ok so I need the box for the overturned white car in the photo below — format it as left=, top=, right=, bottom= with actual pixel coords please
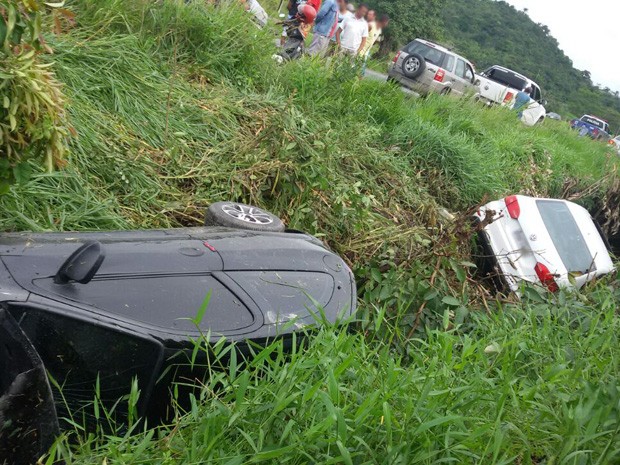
left=474, top=195, right=614, bottom=293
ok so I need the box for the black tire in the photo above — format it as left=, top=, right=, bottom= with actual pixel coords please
left=440, top=86, right=452, bottom=96
left=204, top=202, right=285, bottom=232
left=401, top=53, right=426, bottom=79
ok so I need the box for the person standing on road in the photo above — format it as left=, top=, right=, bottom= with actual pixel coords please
left=307, top=0, right=338, bottom=56
left=514, top=87, right=532, bottom=119
left=327, top=0, right=353, bottom=54
left=363, top=9, right=376, bottom=45
left=336, top=4, right=369, bottom=58
left=359, top=13, right=389, bottom=74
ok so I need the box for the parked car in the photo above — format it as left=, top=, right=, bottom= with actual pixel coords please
left=547, top=112, right=562, bottom=121
left=0, top=202, right=356, bottom=464
left=610, top=135, right=620, bottom=154
left=474, top=195, right=613, bottom=294
left=475, top=65, right=547, bottom=126
left=387, top=39, right=478, bottom=97
left=570, top=115, right=612, bottom=141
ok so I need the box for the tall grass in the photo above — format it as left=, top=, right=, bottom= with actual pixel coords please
left=2, top=1, right=619, bottom=462
left=52, top=286, right=620, bottom=464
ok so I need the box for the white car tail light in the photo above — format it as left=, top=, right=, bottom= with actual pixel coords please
left=534, top=262, right=559, bottom=292
left=504, top=195, right=520, bottom=219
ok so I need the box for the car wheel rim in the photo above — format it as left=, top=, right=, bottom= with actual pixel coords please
left=221, top=204, right=274, bottom=225
left=405, top=58, right=419, bottom=73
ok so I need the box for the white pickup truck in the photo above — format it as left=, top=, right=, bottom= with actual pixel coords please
left=476, top=65, right=547, bottom=126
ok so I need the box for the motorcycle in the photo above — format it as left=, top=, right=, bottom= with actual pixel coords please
left=273, top=4, right=316, bottom=62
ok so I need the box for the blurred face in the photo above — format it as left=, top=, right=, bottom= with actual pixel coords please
left=378, top=18, right=389, bottom=28
left=357, top=6, right=368, bottom=18
left=338, top=0, right=347, bottom=11
left=366, top=10, right=376, bottom=21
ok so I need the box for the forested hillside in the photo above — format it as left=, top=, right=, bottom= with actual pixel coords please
left=373, top=0, right=620, bottom=130
left=441, top=0, right=620, bottom=129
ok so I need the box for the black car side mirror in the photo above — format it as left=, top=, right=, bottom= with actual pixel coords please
left=54, top=241, right=105, bottom=285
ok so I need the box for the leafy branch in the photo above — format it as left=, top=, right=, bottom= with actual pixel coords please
left=0, top=0, right=68, bottom=193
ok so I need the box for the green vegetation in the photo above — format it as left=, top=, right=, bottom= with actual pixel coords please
left=440, top=0, right=620, bottom=130
left=2, top=0, right=619, bottom=462
left=365, top=0, right=444, bottom=56
left=0, top=0, right=68, bottom=191
left=54, top=297, right=620, bottom=464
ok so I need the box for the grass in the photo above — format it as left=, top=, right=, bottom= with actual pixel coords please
left=3, top=0, right=620, bottom=462
left=50, top=289, right=620, bottom=464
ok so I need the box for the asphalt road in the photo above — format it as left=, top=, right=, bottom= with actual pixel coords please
left=364, top=69, right=389, bottom=82
left=363, top=69, right=419, bottom=96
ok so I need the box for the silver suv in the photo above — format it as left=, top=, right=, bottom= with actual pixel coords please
left=387, top=39, right=478, bottom=96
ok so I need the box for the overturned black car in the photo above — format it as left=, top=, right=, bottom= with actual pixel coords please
left=0, top=202, right=356, bottom=464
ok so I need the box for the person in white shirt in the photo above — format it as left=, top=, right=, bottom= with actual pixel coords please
left=335, top=4, right=369, bottom=57
left=331, top=0, right=353, bottom=42
left=327, top=0, right=354, bottom=55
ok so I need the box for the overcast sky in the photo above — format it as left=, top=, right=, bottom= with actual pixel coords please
left=505, top=0, right=620, bottom=92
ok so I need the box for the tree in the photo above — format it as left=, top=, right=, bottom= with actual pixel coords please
left=367, top=0, right=445, bottom=57
left=437, top=0, right=620, bottom=129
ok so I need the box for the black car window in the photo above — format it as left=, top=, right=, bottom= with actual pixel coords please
left=531, top=86, right=541, bottom=101
left=484, top=68, right=528, bottom=90
left=9, top=305, right=162, bottom=423
left=34, top=275, right=255, bottom=333
left=581, top=116, right=605, bottom=129
left=536, top=200, right=595, bottom=273
left=407, top=41, right=446, bottom=66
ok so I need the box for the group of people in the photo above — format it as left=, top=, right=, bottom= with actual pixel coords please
left=284, top=0, right=389, bottom=62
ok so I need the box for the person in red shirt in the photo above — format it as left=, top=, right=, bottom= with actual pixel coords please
left=307, top=0, right=322, bottom=12
left=286, top=0, right=322, bottom=18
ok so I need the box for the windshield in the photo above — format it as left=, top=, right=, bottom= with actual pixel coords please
left=581, top=116, right=605, bottom=129
left=407, top=41, right=446, bottom=66
left=536, top=200, right=595, bottom=273
left=483, top=68, right=527, bottom=90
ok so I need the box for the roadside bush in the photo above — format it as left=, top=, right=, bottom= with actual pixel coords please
left=0, top=0, right=67, bottom=192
